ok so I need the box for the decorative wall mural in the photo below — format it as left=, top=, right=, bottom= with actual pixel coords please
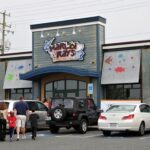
left=101, top=50, right=141, bottom=84
left=3, top=59, right=32, bottom=89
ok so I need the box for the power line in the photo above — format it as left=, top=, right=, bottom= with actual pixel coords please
left=6, top=0, right=150, bottom=25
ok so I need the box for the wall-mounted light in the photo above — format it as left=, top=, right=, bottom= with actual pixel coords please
left=62, top=30, right=66, bottom=36
left=41, top=31, right=44, bottom=38
left=56, top=29, right=60, bottom=36
left=78, top=29, right=82, bottom=33
left=47, top=32, right=50, bottom=37
left=72, top=27, right=76, bottom=35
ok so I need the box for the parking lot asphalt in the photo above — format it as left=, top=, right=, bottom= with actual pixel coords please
left=1, top=127, right=150, bottom=150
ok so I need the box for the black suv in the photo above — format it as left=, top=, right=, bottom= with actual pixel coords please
left=46, top=97, right=100, bottom=134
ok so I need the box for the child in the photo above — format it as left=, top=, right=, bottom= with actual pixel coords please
left=29, top=109, right=39, bottom=140
left=0, top=112, right=6, bottom=141
left=7, top=111, right=16, bottom=142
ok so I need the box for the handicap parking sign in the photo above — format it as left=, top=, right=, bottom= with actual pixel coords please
left=88, top=83, right=93, bottom=94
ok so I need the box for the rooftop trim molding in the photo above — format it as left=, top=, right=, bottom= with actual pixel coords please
left=103, top=40, right=150, bottom=50
left=20, top=66, right=100, bottom=80
left=30, top=16, right=106, bottom=30
left=0, top=51, right=32, bottom=59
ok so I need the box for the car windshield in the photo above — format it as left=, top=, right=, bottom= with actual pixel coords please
left=51, top=99, right=74, bottom=108
left=106, top=104, right=136, bottom=112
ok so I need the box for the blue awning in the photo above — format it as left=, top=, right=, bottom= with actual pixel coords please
left=20, top=66, right=100, bottom=80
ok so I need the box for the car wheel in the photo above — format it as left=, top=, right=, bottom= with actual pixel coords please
left=50, top=125, right=59, bottom=134
left=138, top=122, right=145, bottom=136
left=52, top=107, right=66, bottom=122
left=78, top=119, right=88, bottom=134
left=103, top=131, right=111, bottom=136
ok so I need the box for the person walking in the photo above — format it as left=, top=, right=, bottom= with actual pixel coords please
left=29, top=108, right=39, bottom=140
left=0, top=112, right=6, bottom=141
left=7, top=111, right=16, bottom=142
left=43, top=98, right=51, bottom=108
left=13, top=96, right=29, bottom=141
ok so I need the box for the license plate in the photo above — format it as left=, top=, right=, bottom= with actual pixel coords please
left=46, top=116, right=51, bottom=121
left=109, top=123, right=117, bottom=127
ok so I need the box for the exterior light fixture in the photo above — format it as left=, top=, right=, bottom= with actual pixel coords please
left=78, top=29, right=82, bottom=33
left=47, top=32, right=50, bottom=37
left=72, top=27, right=76, bottom=35
left=62, top=30, right=66, bottom=36
left=41, top=31, right=44, bottom=38
left=56, top=29, right=60, bottom=36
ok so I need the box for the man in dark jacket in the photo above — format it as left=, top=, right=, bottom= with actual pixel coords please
left=29, top=108, right=39, bottom=140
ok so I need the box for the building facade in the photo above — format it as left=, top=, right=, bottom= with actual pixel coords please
left=0, top=52, right=32, bottom=99
left=20, top=16, right=106, bottom=106
left=101, top=40, right=150, bottom=106
left=1, top=16, right=150, bottom=109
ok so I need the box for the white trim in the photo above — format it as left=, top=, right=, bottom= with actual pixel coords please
left=0, top=53, right=32, bottom=59
left=31, top=21, right=105, bottom=32
left=103, top=42, right=150, bottom=50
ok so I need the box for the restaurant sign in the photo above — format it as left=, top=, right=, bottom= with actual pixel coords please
left=43, top=38, right=85, bottom=62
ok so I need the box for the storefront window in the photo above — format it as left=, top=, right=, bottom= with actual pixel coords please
left=79, top=81, right=86, bottom=89
left=54, top=80, right=64, bottom=90
left=104, top=83, right=141, bottom=100
left=66, top=80, right=77, bottom=89
left=10, top=88, right=32, bottom=100
left=45, top=80, right=87, bottom=98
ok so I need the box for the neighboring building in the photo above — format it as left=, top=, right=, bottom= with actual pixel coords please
left=101, top=40, right=150, bottom=107
left=0, top=51, right=32, bottom=100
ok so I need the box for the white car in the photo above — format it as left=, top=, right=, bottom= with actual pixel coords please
left=98, top=103, right=150, bottom=136
left=0, top=100, right=48, bottom=129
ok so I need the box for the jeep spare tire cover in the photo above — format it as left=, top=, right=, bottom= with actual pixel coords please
left=52, top=107, right=66, bottom=121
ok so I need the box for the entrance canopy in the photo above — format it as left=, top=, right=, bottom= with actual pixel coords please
left=20, top=66, right=100, bottom=80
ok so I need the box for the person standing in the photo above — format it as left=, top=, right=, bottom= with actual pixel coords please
left=29, top=108, right=39, bottom=140
left=7, top=111, right=16, bottom=142
left=13, top=96, right=29, bottom=141
left=0, top=112, right=6, bottom=141
left=43, top=98, right=51, bottom=109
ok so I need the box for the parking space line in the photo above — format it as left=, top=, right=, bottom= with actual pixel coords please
left=55, top=134, right=103, bottom=138
left=140, top=136, right=150, bottom=140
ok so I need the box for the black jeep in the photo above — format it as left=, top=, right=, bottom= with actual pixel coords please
left=46, top=97, right=100, bottom=134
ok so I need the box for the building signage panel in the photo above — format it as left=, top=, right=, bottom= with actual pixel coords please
left=43, top=38, right=85, bottom=62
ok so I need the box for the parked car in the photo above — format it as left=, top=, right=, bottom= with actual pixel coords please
left=98, top=103, right=150, bottom=136
left=0, top=100, right=48, bottom=129
left=46, top=97, right=101, bottom=134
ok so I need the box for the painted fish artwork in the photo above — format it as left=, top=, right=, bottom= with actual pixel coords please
left=101, top=50, right=141, bottom=84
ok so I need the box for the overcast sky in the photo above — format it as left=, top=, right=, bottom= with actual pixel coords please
left=0, top=0, right=150, bottom=52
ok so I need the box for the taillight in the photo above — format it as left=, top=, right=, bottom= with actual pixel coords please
left=99, top=115, right=107, bottom=120
left=122, top=114, right=134, bottom=120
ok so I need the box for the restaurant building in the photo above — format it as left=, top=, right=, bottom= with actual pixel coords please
left=20, top=16, right=106, bottom=106
left=1, top=16, right=150, bottom=108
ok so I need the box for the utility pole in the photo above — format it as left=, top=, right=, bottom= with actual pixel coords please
left=0, top=10, right=13, bottom=54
